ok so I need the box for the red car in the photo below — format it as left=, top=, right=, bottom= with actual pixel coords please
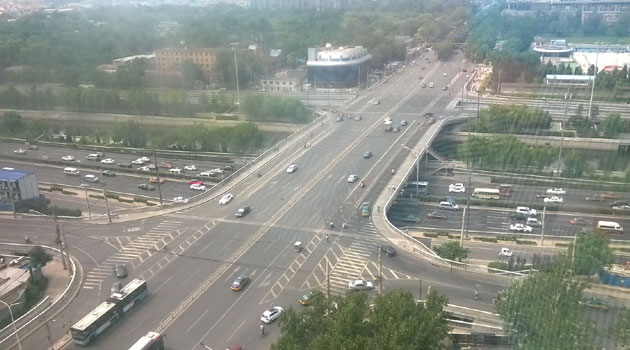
left=159, top=161, right=173, bottom=169
left=428, top=118, right=435, bottom=124
left=601, top=192, right=620, bottom=200
left=149, top=177, right=165, bottom=184
left=189, top=180, right=203, bottom=185
left=570, top=217, right=588, bottom=225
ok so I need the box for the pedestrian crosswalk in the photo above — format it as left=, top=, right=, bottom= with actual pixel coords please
left=301, top=236, right=414, bottom=296
left=83, top=220, right=185, bottom=290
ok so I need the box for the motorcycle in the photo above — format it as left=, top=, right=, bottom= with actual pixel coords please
left=24, top=236, right=31, bottom=244
left=260, top=324, right=265, bottom=335
left=329, top=222, right=334, bottom=229
left=391, top=168, right=396, bottom=175
left=359, top=181, right=365, bottom=188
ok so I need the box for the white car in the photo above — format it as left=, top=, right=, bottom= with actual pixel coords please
left=14, top=149, right=26, bottom=154
left=443, top=72, right=448, bottom=76
left=510, top=223, right=533, bottom=233
left=515, top=206, right=537, bottom=216
left=384, top=117, right=392, bottom=123
left=286, top=164, right=298, bottom=173
left=347, top=174, right=359, bottom=183
left=498, top=247, right=513, bottom=258
left=100, top=158, right=115, bottom=164
left=172, top=196, right=189, bottom=203
left=544, top=196, right=564, bottom=203
left=546, top=188, right=566, bottom=195
left=429, top=82, right=435, bottom=88
left=140, top=156, right=151, bottom=163
left=184, top=165, right=197, bottom=171
left=190, top=183, right=206, bottom=191
left=132, top=158, right=145, bottom=165
left=348, top=279, right=374, bottom=291
left=448, top=183, right=465, bottom=193
left=260, top=306, right=284, bottom=324
left=138, top=166, right=151, bottom=172
left=219, top=193, right=234, bottom=205
left=62, top=155, right=75, bottom=161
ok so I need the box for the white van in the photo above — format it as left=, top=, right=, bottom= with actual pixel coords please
left=84, top=174, right=99, bottom=183
left=168, top=168, right=184, bottom=175
left=86, top=153, right=100, bottom=161
left=64, top=167, right=80, bottom=176
left=515, top=206, right=537, bottom=216
left=597, top=221, right=623, bottom=233
left=439, top=201, right=460, bottom=211
left=198, top=171, right=213, bottom=178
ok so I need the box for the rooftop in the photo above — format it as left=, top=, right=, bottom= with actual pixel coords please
left=0, top=169, right=34, bottom=182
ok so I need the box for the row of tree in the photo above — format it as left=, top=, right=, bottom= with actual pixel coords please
left=0, top=85, right=234, bottom=117
left=471, top=104, right=552, bottom=134
left=242, top=95, right=309, bottom=123
left=0, top=113, right=264, bottom=153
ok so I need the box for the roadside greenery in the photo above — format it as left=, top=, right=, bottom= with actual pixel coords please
left=272, top=289, right=450, bottom=350
left=242, top=95, right=309, bottom=123
left=458, top=134, right=555, bottom=171
left=615, top=308, right=630, bottom=348
left=28, top=246, right=53, bottom=268
left=0, top=112, right=265, bottom=153
left=568, top=230, right=614, bottom=276
left=496, top=261, right=596, bottom=349
left=471, top=104, right=552, bottom=134
left=434, top=241, right=469, bottom=261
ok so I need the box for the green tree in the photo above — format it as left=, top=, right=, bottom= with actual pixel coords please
left=496, top=261, right=595, bottom=349
left=0, top=111, right=25, bottom=135
left=272, top=289, right=450, bottom=350
left=563, top=150, right=588, bottom=177
left=602, top=113, right=623, bottom=138
left=568, top=230, right=613, bottom=276
left=434, top=241, right=469, bottom=261
left=614, top=308, right=630, bottom=347
left=28, top=246, right=53, bottom=267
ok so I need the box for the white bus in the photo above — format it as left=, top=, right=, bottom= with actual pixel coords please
left=128, top=332, right=165, bottom=350
left=472, top=188, right=501, bottom=200
left=71, top=301, right=122, bottom=345
left=597, top=221, right=624, bottom=233
left=109, top=279, right=149, bottom=313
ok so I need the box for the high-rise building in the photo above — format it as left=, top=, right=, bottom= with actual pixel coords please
left=307, top=44, right=372, bottom=89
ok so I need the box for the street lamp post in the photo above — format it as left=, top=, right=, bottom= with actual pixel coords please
left=0, top=300, right=22, bottom=350
left=230, top=42, right=241, bottom=114
left=587, top=42, right=600, bottom=121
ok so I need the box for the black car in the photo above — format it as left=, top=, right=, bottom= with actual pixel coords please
left=510, top=212, right=528, bottom=221
left=235, top=206, right=251, bottom=218
left=424, top=112, right=434, bottom=117
left=223, top=165, right=234, bottom=172
left=611, top=200, right=629, bottom=207
left=138, top=184, right=155, bottom=191
left=113, top=263, right=127, bottom=278
left=118, top=162, right=133, bottom=168
left=427, top=211, right=447, bottom=219
left=231, top=276, right=250, bottom=291
left=102, top=170, right=116, bottom=177
left=380, top=245, right=397, bottom=257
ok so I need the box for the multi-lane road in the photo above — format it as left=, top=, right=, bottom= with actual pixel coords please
left=3, top=50, right=625, bottom=350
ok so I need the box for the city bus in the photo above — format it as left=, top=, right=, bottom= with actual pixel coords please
left=128, top=331, right=165, bottom=350
left=109, top=279, right=149, bottom=313
left=405, top=181, right=429, bottom=193
left=472, top=188, right=501, bottom=200
left=70, top=301, right=122, bottom=345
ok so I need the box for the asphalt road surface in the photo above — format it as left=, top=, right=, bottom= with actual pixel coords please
left=9, top=52, right=525, bottom=350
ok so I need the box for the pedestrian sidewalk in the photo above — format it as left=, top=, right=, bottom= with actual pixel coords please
left=42, top=258, right=71, bottom=302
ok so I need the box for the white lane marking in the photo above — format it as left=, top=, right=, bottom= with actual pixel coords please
left=226, top=318, right=247, bottom=344
left=186, top=309, right=209, bottom=333
left=154, top=275, right=174, bottom=294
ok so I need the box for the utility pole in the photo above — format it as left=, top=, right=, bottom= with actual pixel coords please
left=418, top=279, right=422, bottom=300
left=460, top=207, right=466, bottom=247
left=464, top=112, right=473, bottom=239
left=101, top=183, right=112, bottom=224
left=230, top=42, right=241, bottom=114
left=8, top=182, right=16, bottom=218
left=153, top=149, right=164, bottom=205
left=378, top=248, right=383, bottom=295
left=540, top=206, right=546, bottom=246
left=52, top=208, right=66, bottom=270
left=60, top=223, right=71, bottom=276
left=82, top=183, right=92, bottom=220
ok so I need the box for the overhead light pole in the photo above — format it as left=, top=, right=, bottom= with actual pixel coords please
left=587, top=42, right=600, bottom=121
left=230, top=42, right=241, bottom=114
left=0, top=300, right=22, bottom=350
